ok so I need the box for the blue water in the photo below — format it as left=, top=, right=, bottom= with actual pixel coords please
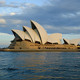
left=0, top=52, right=80, bottom=80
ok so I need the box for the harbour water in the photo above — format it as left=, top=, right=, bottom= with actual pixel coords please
left=0, top=52, right=80, bottom=80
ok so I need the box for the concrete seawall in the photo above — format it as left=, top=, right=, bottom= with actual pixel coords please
left=0, top=49, right=80, bottom=52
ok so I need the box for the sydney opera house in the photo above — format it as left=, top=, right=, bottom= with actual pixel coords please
left=9, top=20, right=80, bottom=49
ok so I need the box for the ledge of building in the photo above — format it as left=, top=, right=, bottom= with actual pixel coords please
left=0, top=49, right=80, bottom=52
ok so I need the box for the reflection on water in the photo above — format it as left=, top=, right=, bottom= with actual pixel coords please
left=0, top=52, right=80, bottom=80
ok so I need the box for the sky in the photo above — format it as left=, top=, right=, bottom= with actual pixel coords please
left=0, top=0, right=80, bottom=47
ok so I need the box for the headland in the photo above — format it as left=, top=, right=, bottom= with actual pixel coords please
left=1, top=20, right=80, bottom=52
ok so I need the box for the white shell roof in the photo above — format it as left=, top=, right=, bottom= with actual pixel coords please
left=48, top=33, right=62, bottom=44
left=70, top=39, right=80, bottom=45
left=12, top=29, right=31, bottom=41
left=63, top=38, right=80, bottom=45
left=63, top=39, right=70, bottom=44
left=31, top=20, right=48, bottom=44
left=23, top=26, right=41, bottom=43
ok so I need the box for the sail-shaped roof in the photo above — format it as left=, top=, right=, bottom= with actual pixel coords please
left=63, top=39, right=70, bottom=44
left=23, top=26, right=41, bottom=43
left=63, top=38, right=80, bottom=45
left=48, top=33, right=62, bottom=44
left=12, top=29, right=31, bottom=41
left=70, top=39, right=80, bottom=45
left=31, top=20, right=48, bottom=44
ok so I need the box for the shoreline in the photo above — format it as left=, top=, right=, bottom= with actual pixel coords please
left=0, top=49, right=80, bottom=52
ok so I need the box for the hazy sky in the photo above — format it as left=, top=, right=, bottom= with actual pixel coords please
left=0, top=0, right=80, bottom=47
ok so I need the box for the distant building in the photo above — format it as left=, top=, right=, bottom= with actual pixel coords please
left=9, top=20, right=78, bottom=49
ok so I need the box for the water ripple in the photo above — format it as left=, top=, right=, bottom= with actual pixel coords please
left=0, top=52, right=80, bottom=80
